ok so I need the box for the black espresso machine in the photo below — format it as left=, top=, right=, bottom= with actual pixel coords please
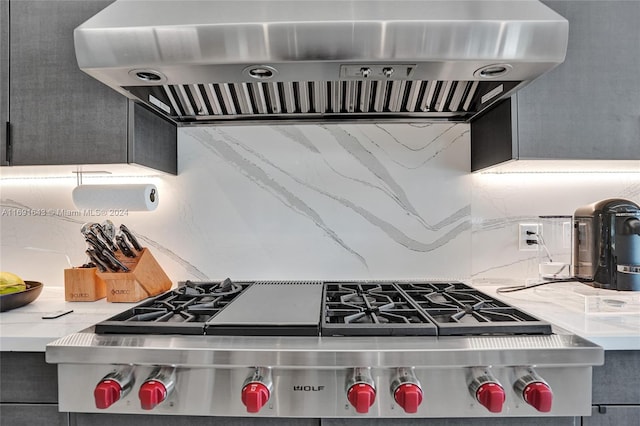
left=574, top=198, right=640, bottom=291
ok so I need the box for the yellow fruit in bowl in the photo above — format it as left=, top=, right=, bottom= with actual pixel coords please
left=0, top=272, right=27, bottom=295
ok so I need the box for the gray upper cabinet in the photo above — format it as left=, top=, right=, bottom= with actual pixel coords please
left=471, top=0, right=640, bottom=171
left=1, top=0, right=8, bottom=166
left=4, top=0, right=176, bottom=174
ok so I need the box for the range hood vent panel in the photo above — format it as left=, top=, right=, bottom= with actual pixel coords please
left=74, top=0, right=568, bottom=125
left=126, top=79, right=515, bottom=124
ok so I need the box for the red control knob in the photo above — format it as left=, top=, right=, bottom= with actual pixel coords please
left=241, top=382, right=270, bottom=413
left=394, top=383, right=423, bottom=414
left=94, top=380, right=122, bottom=409
left=138, top=380, right=168, bottom=410
left=523, top=382, right=553, bottom=412
left=347, top=383, right=376, bottom=414
left=476, top=382, right=505, bottom=413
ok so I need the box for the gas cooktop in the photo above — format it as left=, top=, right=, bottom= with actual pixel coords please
left=48, top=278, right=603, bottom=418
left=95, top=279, right=552, bottom=337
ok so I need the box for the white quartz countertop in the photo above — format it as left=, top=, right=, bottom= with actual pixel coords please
left=472, top=280, right=640, bottom=351
left=0, top=285, right=138, bottom=352
left=1, top=281, right=639, bottom=352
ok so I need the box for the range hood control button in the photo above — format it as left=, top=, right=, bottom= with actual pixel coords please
left=94, top=380, right=122, bottom=409
left=476, top=382, right=505, bottom=413
left=514, top=367, right=553, bottom=412
left=347, top=383, right=376, bottom=414
left=138, top=366, right=175, bottom=410
left=94, top=366, right=134, bottom=409
left=394, top=383, right=423, bottom=413
left=382, top=67, right=394, bottom=78
left=360, top=67, right=372, bottom=78
left=241, top=382, right=270, bottom=413
left=241, top=367, right=273, bottom=413
left=523, top=382, right=553, bottom=412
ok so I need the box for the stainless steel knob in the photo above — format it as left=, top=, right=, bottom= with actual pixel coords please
left=345, top=367, right=376, bottom=414
left=514, top=367, right=553, bottom=412
left=139, top=366, right=176, bottom=410
left=241, top=367, right=273, bottom=413
left=468, top=367, right=505, bottom=413
left=94, top=365, right=135, bottom=409
left=390, top=367, right=423, bottom=413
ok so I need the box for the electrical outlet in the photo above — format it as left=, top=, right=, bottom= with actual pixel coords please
left=519, top=223, right=541, bottom=251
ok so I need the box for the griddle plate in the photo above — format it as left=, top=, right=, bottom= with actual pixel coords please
left=205, top=282, right=324, bottom=336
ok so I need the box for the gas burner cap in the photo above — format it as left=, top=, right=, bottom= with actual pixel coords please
left=340, top=293, right=375, bottom=305
left=179, top=286, right=202, bottom=296
left=210, top=278, right=243, bottom=296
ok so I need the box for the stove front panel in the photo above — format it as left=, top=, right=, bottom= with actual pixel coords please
left=49, top=330, right=604, bottom=418
left=56, top=363, right=594, bottom=417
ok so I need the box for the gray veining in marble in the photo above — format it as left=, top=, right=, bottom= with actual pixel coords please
left=471, top=172, right=640, bottom=283
left=187, top=128, right=368, bottom=267
left=179, top=123, right=470, bottom=279
left=0, top=198, right=208, bottom=281
left=1, top=121, right=636, bottom=287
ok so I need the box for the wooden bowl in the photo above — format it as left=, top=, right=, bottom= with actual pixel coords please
left=0, top=281, right=44, bottom=312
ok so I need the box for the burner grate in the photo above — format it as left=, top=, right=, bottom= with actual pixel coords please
left=95, top=279, right=251, bottom=335
left=321, top=281, right=552, bottom=337
left=321, top=282, right=438, bottom=336
left=96, top=279, right=552, bottom=337
left=396, top=282, right=552, bottom=336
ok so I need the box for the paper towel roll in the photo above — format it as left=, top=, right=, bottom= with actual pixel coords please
left=72, top=184, right=158, bottom=212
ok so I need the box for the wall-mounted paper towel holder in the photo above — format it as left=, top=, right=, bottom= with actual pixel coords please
left=72, top=170, right=159, bottom=212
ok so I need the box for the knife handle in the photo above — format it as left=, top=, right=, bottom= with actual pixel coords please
left=101, top=249, right=130, bottom=272
left=92, top=248, right=120, bottom=272
left=91, top=223, right=118, bottom=252
left=119, top=224, right=143, bottom=251
left=85, top=235, right=109, bottom=254
left=116, top=235, right=136, bottom=258
left=85, top=249, right=108, bottom=273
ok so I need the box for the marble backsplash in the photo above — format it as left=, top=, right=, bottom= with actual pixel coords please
left=0, top=123, right=472, bottom=285
left=1, top=123, right=638, bottom=287
left=472, top=171, right=640, bottom=283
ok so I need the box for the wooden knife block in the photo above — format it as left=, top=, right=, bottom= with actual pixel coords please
left=64, top=267, right=107, bottom=301
left=97, top=248, right=172, bottom=302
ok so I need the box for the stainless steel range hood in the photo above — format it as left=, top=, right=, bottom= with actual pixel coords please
left=74, top=0, right=568, bottom=125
